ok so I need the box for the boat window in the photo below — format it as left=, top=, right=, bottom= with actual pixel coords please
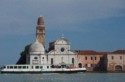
left=2, top=66, right=6, bottom=69
left=31, top=66, right=33, bottom=69
left=14, top=66, right=17, bottom=69
left=40, top=66, right=43, bottom=69
left=35, top=66, right=39, bottom=69
left=18, top=66, right=22, bottom=69
left=23, top=66, right=26, bottom=69
left=10, top=66, right=13, bottom=69
left=7, top=66, right=9, bottom=69
left=47, top=66, right=49, bottom=69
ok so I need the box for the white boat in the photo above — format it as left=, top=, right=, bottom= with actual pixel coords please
left=0, top=64, right=86, bottom=73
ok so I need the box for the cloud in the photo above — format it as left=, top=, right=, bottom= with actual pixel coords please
left=0, top=0, right=125, bottom=35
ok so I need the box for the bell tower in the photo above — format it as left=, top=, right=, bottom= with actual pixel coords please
left=36, top=16, right=45, bottom=47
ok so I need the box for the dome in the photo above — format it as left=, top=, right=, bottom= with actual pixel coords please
left=29, top=41, right=45, bottom=54
left=55, top=36, right=70, bottom=45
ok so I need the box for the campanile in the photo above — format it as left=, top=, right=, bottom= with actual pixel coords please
left=36, top=16, right=45, bottom=47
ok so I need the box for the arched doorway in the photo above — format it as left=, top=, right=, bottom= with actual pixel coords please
left=115, top=65, right=122, bottom=71
left=78, top=63, right=82, bottom=68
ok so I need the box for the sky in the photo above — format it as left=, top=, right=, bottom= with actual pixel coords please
left=0, top=0, right=125, bottom=65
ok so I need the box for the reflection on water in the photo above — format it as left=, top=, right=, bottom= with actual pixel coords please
left=0, top=73, right=125, bottom=82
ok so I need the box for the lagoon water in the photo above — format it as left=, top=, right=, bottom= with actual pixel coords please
left=0, top=73, right=125, bottom=82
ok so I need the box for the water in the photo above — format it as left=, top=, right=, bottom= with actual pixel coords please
left=0, top=73, right=125, bottom=82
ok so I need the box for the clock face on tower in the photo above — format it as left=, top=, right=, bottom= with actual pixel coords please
left=60, top=47, right=65, bottom=52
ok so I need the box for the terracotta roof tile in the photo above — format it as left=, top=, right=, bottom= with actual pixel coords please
left=76, top=50, right=109, bottom=55
left=76, top=50, right=125, bottom=55
left=98, top=52, right=110, bottom=55
left=111, top=50, right=125, bottom=54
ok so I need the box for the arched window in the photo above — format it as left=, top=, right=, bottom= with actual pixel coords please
left=72, top=58, right=74, bottom=65
left=51, top=58, right=53, bottom=65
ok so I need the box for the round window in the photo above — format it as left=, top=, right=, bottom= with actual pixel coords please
left=34, top=57, right=38, bottom=59
left=61, top=48, right=65, bottom=52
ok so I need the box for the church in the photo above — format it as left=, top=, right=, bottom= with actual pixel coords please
left=17, top=16, right=79, bottom=68
left=11, top=16, right=125, bottom=72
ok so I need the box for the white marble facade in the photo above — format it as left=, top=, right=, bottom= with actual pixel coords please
left=25, top=17, right=78, bottom=67
left=47, top=36, right=78, bottom=67
left=26, top=36, right=78, bottom=67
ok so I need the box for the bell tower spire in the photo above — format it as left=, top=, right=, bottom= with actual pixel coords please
left=36, top=16, right=45, bottom=47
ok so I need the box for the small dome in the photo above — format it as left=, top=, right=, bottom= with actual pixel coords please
left=55, top=36, right=70, bottom=45
left=29, top=41, right=45, bottom=54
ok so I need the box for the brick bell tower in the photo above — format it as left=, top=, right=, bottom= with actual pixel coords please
left=36, top=16, right=45, bottom=47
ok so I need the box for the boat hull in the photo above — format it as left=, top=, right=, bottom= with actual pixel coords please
left=1, top=70, right=86, bottom=74
left=0, top=65, right=86, bottom=74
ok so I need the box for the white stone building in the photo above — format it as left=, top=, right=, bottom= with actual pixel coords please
left=26, top=40, right=47, bottom=65
left=47, top=36, right=78, bottom=67
left=21, top=16, right=78, bottom=68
